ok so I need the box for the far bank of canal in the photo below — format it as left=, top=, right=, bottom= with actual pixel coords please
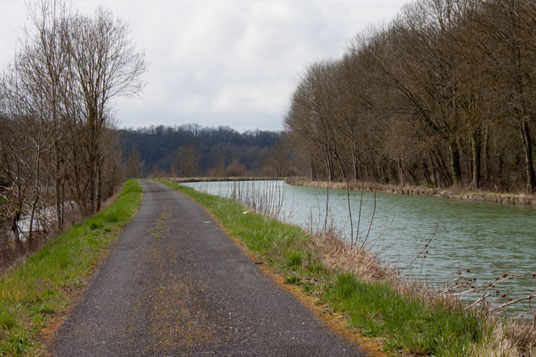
left=182, top=180, right=536, bottom=315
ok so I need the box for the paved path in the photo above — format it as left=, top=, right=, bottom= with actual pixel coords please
left=52, top=180, right=366, bottom=356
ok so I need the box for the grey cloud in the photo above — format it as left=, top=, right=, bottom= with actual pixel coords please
left=0, top=0, right=408, bottom=131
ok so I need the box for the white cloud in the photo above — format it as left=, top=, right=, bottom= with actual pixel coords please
left=212, top=82, right=293, bottom=113
left=0, top=0, right=408, bottom=131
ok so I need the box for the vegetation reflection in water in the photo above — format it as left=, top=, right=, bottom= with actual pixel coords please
left=183, top=180, right=536, bottom=315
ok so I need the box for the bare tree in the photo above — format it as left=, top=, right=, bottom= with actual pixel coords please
left=172, top=144, right=201, bottom=177
left=0, top=0, right=145, bottom=254
left=126, top=147, right=144, bottom=179
left=65, top=7, right=145, bottom=213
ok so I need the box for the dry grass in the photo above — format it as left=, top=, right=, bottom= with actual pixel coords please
left=288, top=177, right=536, bottom=206
left=309, top=230, right=536, bottom=356
left=469, top=320, right=536, bottom=356
left=310, top=232, right=395, bottom=283
left=166, top=176, right=282, bottom=183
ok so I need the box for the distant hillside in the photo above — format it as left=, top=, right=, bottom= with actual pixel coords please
left=120, top=124, right=281, bottom=176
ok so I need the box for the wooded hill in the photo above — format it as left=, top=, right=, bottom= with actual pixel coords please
left=120, top=125, right=282, bottom=177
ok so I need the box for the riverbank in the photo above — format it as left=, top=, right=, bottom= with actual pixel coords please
left=0, top=180, right=142, bottom=355
left=287, top=177, right=536, bottom=206
left=158, top=179, right=535, bottom=356
left=163, top=176, right=283, bottom=183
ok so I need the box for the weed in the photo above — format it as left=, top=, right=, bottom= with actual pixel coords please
left=285, top=276, right=302, bottom=285
left=286, top=251, right=303, bottom=269
left=307, top=263, right=326, bottom=276
left=1, top=327, right=32, bottom=355
left=0, top=309, right=16, bottom=330
left=104, top=213, right=120, bottom=223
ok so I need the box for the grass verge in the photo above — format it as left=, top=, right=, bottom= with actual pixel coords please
left=0, top=179, right=142, bottom=356
left=157, top=179, right=493, bottom=356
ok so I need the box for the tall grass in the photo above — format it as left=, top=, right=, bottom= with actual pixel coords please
left=0, top=179, right=142, bottom=355
left=157, top=179, right=505, bottom=356
left=187, top=180, right=288, bottom=219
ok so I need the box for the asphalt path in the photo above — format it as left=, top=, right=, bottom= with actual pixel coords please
left=52, top=180, right=367, bottom=356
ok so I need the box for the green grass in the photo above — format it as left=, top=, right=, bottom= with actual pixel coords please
left=0, top=179, right=142, bottom=356
left=157, top=179, right=490, bottom=356
left=329, top=274, right=486, bottom=355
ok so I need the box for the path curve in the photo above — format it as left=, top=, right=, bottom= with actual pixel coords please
left=52, top=180, right=366, bottom=356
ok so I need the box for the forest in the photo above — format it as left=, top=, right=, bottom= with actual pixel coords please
left=284, top=0, right=536, bottom=192
left=121, top=125, right=282, bottom=177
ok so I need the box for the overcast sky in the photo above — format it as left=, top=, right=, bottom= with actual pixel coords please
left=0, top=0, right=408, bottom=132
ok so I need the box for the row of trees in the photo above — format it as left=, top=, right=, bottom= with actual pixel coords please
left=285, top=0, right=536, bottom=192
left=121, top=125, right=284, bottom=176
left=0, top=1, right=145, bottom=249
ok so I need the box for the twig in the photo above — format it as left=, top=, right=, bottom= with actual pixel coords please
left=489, top=295, right=536, bottom=313
left=361, top=190, right=376, bottom=248
left=355, top=185, right=364, bottom=247
left=404, top=219, right=439, bottom=271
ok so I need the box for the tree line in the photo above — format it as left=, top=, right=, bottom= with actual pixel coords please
left=0, top=1, right=145, bottom=250
left=285, top=0, right=536, bottom=193
left=121, top=124, right=284, bottom=177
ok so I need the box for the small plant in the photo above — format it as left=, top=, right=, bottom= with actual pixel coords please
left=285, top=276, right=302, bottom=285
left=307, top=263, right=326, bottom=276
left=4, top=329, right=32, bottom=355
left=0, top=309, right=16, bottom=330
left=105, top=214, right=120, bottom=223
left=287, top=251, right=303, bottom=269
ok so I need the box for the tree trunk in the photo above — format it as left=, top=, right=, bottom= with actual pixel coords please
left=520, top=120, right=536, bottom=192
left=428, top=152, right=439, bottom=187
left=322, top=149, right=335, bottom=182
left=448, top=141, right=462, bottom=187
left=88, top=164, right=96, bottom=215
left=308, top=153, right=317, bottom=181
left=397, top=157, right=405, bottom=186
left=96, top=158, right=103, bottom=212
left=352, top=142, right=359, bottom=181
left=482, top=123, right=490, bottom=184
left=55, top=152, right=63, bottom=231
left=471, top=128, right=482, bottom=189
left=423, top=158, right=433, bottom=186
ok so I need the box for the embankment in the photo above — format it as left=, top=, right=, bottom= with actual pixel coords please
left=287, top=177, right=536, bottom=206
left=163, top=176, right=284, bottom=183
left=0, top=179, right=142, bottom=355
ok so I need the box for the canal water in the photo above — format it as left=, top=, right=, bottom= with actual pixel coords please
left=183, top=180, right=536, bottom=316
